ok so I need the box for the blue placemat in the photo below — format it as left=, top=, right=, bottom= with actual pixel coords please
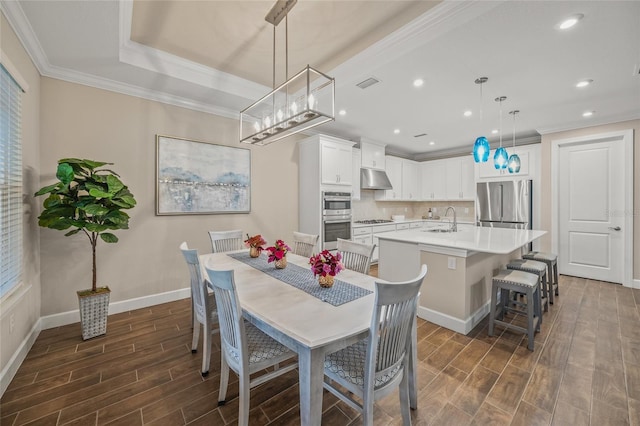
left=228, top=252, right=372, bottom=306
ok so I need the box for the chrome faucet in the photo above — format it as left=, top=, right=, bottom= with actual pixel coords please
left=444, top=206, right=457, bottom=232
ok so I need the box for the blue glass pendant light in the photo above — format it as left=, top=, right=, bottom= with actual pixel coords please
left=472, top=77, right=489, bottom=163
left=473, top=136, right=490, bottom=162
left=507, top=109, right=521, bottom=173
left=493, top=96, right=508, bottom=169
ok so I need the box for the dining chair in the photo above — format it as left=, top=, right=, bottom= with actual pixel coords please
left=292, top=231, right=319, bottom=257
left=208, top=229, right=243, bottom=253
left=323, top=264, right=427, bottom=426
left=337, top=238, right=375, bottom=274
left=204, top=267, right=298, bottom=426
left=179, top=242, right=219, bottom=377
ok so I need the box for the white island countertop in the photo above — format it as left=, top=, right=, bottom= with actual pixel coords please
left=375, top=226, right=546, bottom=256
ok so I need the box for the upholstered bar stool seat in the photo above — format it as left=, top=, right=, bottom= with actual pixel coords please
left=523, top=251, right=559, bottom=303
left=489, top=269, right=541, bottom=351
left=506, top=259, right=549, bottom=315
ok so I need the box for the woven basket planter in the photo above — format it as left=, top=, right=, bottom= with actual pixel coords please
left=77, top=287, right=111, bottom=340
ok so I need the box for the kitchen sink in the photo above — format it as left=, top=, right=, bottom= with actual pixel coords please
left=423, top=228, right=455, bottom=233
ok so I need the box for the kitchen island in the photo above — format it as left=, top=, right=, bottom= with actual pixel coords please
left=376, top=226, right=546, bottom=334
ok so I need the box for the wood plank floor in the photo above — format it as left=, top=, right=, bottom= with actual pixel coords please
left=2, top=273, right=640, bottom=425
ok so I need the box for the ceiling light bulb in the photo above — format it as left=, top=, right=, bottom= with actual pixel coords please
left=394, top=129, right=400, bottom=134
left=338, top=109, right=346, bottom=116
left=576, top=79, right=593, bottom=88
left=413, top=79, right=424, bottom=87
left=558, top=13, right=584, bottom=30
left=582, top=111, right=594, bottom=117
left=429, top=141, right=435, bottom=146
left=464, top=110, right=472, bottom=117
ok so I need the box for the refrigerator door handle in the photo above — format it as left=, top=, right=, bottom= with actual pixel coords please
left=499, top=184, right=503, bottom=221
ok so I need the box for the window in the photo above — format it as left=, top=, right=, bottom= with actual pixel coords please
left=0, top=63, right=23, bottom=298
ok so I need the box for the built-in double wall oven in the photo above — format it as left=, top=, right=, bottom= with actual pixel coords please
left=322, top=191, right=351, bottom=250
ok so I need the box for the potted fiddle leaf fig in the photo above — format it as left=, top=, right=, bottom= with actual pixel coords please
left=35, top=158, right=136, bottom=340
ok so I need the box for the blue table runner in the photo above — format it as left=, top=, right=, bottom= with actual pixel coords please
left=228, top=252, right=372, bottom=307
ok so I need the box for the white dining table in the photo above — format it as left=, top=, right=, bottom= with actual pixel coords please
left=200, top=250, right=418, bottom=426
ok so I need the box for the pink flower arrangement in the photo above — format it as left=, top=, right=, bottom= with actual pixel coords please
left=244, top=234, right=267, bottom=252
left=266, top=239, right=291, bottom=263
left=309, top=250, right=344, bottom=277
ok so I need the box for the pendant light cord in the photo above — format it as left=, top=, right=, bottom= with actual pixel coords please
left=499, top=99, right=502, bottom=148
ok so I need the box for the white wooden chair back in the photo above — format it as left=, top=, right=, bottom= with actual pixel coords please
left=369, top=265, right=427, bottom=388
left=179, top=242, right=210, bottom=326
left=322, top=264, right=427, bottom=426
left=337, top=238, right=375, bottom=274
left=209, top=229, right=243, bottom=253
left=292, top=232, right=319, bottom=257
left=205, top=268, right=248, bottom=372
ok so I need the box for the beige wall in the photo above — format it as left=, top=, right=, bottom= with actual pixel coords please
left=39, top=78, right=303, bottom=315
left=540, top=119, right=640, bottom=280
left=0, top=13, right=42, bottom=380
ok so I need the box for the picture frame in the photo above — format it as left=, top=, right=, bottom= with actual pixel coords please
left=156, top=135, right=251, bottom=215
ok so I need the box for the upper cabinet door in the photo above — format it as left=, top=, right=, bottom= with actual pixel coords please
left=402, top=160, right=419, bottom=200
left=361, top=141, right=386, bottom=170
left=445, top=156, right=476, bottom=200
left=352, top=148, right=361, bottom=200
left=375, top=156, right=402, bottom=200
left=420, top=160, right=446, bottom=200
left=320, top=140, right=352, bottom=186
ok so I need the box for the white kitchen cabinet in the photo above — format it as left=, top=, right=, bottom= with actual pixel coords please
left=445, top=156, right=475, bottom=200
left=420, top=159, right=446, bottom=200
left=299, top=135, right=355, bottom=245
left=476, top=150, right=530, bottom=180
left=321, top=139, right=353, bottom=186
left=402, top=159, right=420, bottom=200
left=352, top=148, right=361, bottom=200
left=375, top=156, right=402, bottom=200
left=360, top=140, right=386, bottom=170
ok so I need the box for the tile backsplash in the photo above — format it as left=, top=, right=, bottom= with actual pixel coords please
left=352, top=190, right=475, bottom=223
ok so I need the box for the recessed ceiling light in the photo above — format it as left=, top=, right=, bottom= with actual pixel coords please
left=394, top=129, right=400, bottom=134
left=429, top=141, right=435, bottom=146
left=576, top=79, right=593, bottom=88
left=582, top=111, right=594, bottom=117
left=338, top=109, right=346, bottom=116
left=558, top=13, right=584, bottom=30
left=491, top=129, right=499, bottom=134
left=413, top=79, right=424, bottom=87
left=464, top=110, right=472, bottom=117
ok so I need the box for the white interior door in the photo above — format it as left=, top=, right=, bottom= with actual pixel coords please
left=557, top=136, right=626, bottom=283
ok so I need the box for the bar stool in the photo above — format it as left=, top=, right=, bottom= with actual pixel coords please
left=489, top=269, right=541, bottom=351
left=506, top=259, right=549, bottom=315
left=522, top=251, right=559, bottom=304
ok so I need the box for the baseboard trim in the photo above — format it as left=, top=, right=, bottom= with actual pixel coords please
left=40, top=287, right=190, bottom=330
left=0, top=318, right=41, bottom=397
left=633, top=279, right=640, bottom=290
left=417, top=302, right=490, bottom=335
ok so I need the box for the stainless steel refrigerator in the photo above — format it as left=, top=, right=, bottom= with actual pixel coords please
left=476, top=179, right=533, bottom=230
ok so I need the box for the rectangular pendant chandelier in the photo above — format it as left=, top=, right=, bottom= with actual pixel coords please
left=240, top=65, right=335, bottom=145
left=239, top=0, right=335, bottom=145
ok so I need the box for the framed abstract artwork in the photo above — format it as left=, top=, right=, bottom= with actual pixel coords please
left=156, top=135, right=251, bottom=215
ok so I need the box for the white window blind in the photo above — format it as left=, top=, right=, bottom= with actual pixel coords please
left=0, top=64, right=23, bottom=298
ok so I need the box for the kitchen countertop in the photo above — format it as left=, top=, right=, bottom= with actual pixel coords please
left=375, top=226, right=546, bottom=255
left=352, top=218, right=475, bottom=228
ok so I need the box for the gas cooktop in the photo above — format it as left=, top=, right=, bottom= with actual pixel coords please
left=354, top=219, right=394, bottom=224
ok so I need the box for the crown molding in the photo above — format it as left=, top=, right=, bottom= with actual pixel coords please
left=118, top=0, right=270, bottom=102
left=329, top=0, right=505, bottom=86
left=0, top=0, right=50, bottom=75
left=535, top=112, right=640, bottom=135
left=43, top=61, right=240, bottom=120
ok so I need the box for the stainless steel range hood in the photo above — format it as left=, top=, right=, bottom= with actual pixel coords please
left=360, top=168, right=392, bottom=190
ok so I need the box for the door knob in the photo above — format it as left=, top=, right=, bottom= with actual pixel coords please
left=608, top=226, right=622, bottom=231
